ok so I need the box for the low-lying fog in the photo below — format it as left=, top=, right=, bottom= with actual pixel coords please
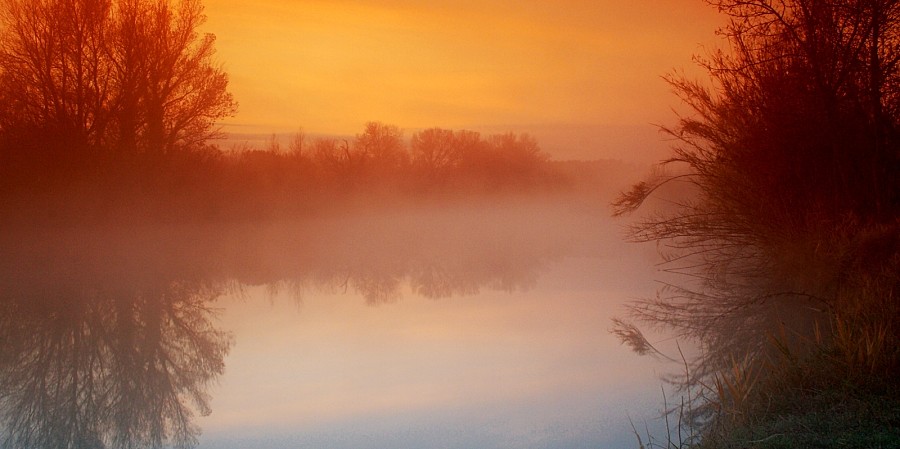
left=0, top=193, right=677, bottom=449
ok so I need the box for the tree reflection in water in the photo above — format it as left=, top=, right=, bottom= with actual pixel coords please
left=0, top=198, right=597, bottom=447
left=0, top=265, right=231, bottom=449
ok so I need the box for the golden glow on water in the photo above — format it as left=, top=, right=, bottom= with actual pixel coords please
left=0, top=190, right=674, bottom=447
left=198, top=253, right=666, bottom=446
left=0, top=0, right=724, bottom=445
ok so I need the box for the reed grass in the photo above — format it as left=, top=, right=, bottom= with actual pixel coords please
left=621, top=221, right=900, bottom=449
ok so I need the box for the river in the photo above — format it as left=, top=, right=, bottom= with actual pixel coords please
left=0, top=194, right=675, bottom=448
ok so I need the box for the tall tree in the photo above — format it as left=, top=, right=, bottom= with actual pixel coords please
left=0, top=0, right=236, bottom=156
left=354, top=121, right=407, bottom=171
left=0, top=0, right=114, bottom=145
left=410, top=128, right=461, bottom=176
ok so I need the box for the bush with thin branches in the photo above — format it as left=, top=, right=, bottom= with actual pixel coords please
left=613, top=0, right=900, bottom=444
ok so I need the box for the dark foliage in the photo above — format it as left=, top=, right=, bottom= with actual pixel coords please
left=613, top=0, right=900, bottom=443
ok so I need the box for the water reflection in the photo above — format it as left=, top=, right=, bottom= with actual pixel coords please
left=302, top=233, right=548, bottom=304
left=0, top=198, right=600, bottom=447
left=0, top=273, right=230, bottom=449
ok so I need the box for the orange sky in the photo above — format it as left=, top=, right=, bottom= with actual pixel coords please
left=201, top=0, right=724, bottom=160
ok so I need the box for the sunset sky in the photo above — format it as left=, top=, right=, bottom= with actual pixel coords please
left=201, top=0, right=724, bottom=161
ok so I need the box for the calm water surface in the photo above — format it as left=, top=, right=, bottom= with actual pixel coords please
left=0, top=196, right=675, bottom=448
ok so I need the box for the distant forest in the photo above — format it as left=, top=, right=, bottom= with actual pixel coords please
left=0, top=0, right=631, bottom=225
left=0, top=116, right=634, bottom=224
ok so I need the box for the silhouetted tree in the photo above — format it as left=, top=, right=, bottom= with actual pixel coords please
left=288, top=129, right=306, bottom=157
left=311, top=136, right=355, bottom=184
left=0, top=0, right=114, bottom=145
left=410, top=128, right=461, bottom=177
left=613, top=0, right=900, bottom=428
left=121, top=0, right=234, bottom=154
left=353, top=121, right=407, bottom=180
left=460, top=132, right=548, bottom=190
left=488, top=132, right=546, bottom=174
left=0, top=0, right=235, bottom=156
left=668, top=0, right=900, bottom=223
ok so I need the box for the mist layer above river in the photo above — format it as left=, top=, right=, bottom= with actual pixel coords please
left=0, top=190, right=673, bottom=449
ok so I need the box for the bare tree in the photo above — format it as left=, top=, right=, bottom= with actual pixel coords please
left=353, top=121, right=407, bottom=176
left=0, top=0, right=115, bottom=145
left=115, top=0, right=235, bottom=154
left=0, top=0, right=236, bottom=155
left=613, top=0, right=900, bottom=430
left=410, top=128, right=461, bottom=177
left=288, top=129, right=306, bottom=157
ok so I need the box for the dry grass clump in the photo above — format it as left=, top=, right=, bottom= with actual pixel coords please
left=620, top=220, right=900, bottom=448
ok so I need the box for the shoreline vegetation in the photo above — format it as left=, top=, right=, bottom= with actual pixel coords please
left=1, top=0, right=898, bottom=448
left=0, top=1, right=643, bottom=447
left=0, top=0, right=637, bottom=228
left=0, top=119, right=638, bottom=226
left=613, top=1, right=900, bottom=448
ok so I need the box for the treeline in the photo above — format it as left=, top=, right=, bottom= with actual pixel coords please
left=0, top=0, right=595, bottom=225
left=0, top=119, right=598, bottom=224
left=221, top=122, right=564, bottom=205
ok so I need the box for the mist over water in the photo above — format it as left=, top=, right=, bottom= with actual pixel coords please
left=0, top=190, right=673, bottom=449
left=3, top=0, right=898, bottom=445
